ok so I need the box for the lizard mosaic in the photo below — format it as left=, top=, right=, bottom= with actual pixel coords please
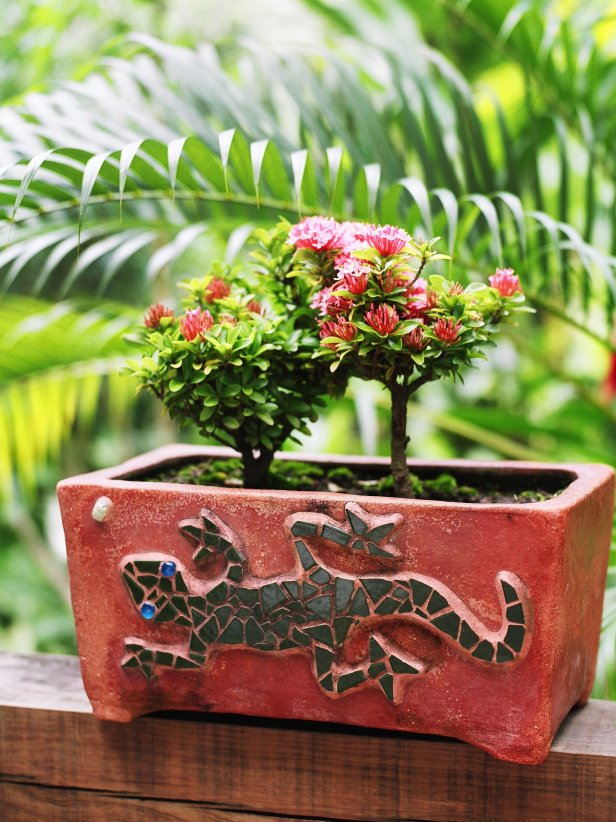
left=121, top=502, right=531, bottom=703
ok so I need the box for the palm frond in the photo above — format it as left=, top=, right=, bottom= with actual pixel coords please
left=0, top=296, right=137, bottom=503
left=2, top=133, right=615, bottom=343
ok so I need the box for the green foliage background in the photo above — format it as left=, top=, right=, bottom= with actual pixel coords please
left=1, top=0, right=616, bottom=697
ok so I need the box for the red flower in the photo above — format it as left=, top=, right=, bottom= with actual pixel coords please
left=403, top=326, right=426, bottom=351
left=404, top=278, right=437, bottom=318
left=288, top=216, right=344, bottom=252
left=311, top=286, right=354, bottom=317
left=246, top=299, right=263, bottom=314
left=319, top=318, right=358, bottom=347
left=365, top=303, right=399, bottom=335
left=365, top=224, right=410, bottom=257
left=342, top=271, right=369, bottom=295
left=144, top=303, right=173, bottom=329
left=489, top=268, right=521, bottom=297
left=449, top=282, right=464, bottom=295
left=434, top=317, right=462, bottom=345
left=379, top=271, right=407, bottom=294
left=219, top=313, right=237, bottom=326
left=180, top=308, right=214, bottom=341
left=205, top=277, right=231, bottom=302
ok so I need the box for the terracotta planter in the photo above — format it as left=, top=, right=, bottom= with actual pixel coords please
left=57, top=445, right=614, bottom=764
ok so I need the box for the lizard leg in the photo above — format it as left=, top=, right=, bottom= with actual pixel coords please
left=121, top=634, right=205, bottom=679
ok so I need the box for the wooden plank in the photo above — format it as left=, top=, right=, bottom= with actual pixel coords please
left=1, top=652, right=615, bottom=822
left=0, top=782, right=305, bottom=822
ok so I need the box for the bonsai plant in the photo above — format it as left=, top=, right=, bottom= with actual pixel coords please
left=57, top=218, right=614, bottom=765
left=129, top=217, right=527, bottom=496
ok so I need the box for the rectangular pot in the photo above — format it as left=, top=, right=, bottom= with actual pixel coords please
left=57, top=445, right=614, bottom=764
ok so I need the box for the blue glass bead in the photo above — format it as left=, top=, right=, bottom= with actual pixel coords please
left=160, top=560, right=177, bottom=578
left=140, top=602, right=156, bottom=620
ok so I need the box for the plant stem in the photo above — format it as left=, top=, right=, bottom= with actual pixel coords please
left=240, top=446, right=274, bottom=489
left=389, top=381, right=413, bottom=498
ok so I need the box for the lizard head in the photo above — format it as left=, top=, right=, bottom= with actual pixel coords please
left=121, top=554, right=190, bottom=624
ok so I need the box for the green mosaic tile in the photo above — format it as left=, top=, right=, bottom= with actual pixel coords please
left=290, top=521, right=319, bottom=537
left=235, top=605, right=252, bottom=618
left=216, top=605, right=233, bottom=627
left=176, top=615, right=192, bottom=627
left=181, top=524, right=203, bottom=541
left=199, top=616, right=219, bottom=643
left=174, top=574, right=189, bottom=594
left=188, top=595, right=207, bottom=611
left=125, top=643, right=144, bottom=652
left=351, top=538, right=365, bottom=551
left=503, top=625, right=525, bottom=653
left=321, top=524, right=352, bottom=546
left=506, top=603, right=525, bottom=624
left=283, top=581, right=300, bottom=598
left=175, top=656, right=201, bottom=669
left=335, top=578, right=354, bottom=613
left=496, top=642, right=515, bottom=663
left=302, top=582, right=318, bottom=599
left=190, top=632, right=206, bottom=653
left=295, top=539, right=317, bottom=570
left=190, top=609, right=206, bottom=628
left=193, top=547, right=212, bottom=562
left=207, top=582, right=228, bottom=604
left=140, top=649, right=153, bottom=662
left=310, top=568, right=331, bottom=584
left=124, top=563, right=135, bottom=575
left=315, top=646, right=335, bottom=676
left=459, top=621, right=479, bottom=650
left=264, top=631, right=278, bottom=645
left=390, top=655, right=418, bottom=675
left=320, top=673, right=334, bottom=691
left=304, top=624, right=334, bottom=647
left=254, top=643, right=276, bottom=651
left=410, top=579, right=432, bottom=606
left=227, top=565, right=243, bottom=582
left=227, top=547, right=244, bottom=564
left=135, top=560, right=164, bottom=573
left=349, top=588, right=370, bottom=617
left=378, top=673, right=395, bottom=702
left=367, top=543, right=393, bottom=557
left=237, top=588, right=259, bottom=606
left=472, top=640, right=494, bottom=662
left=337, top=670, right=365, bottom=692
left=392, top=587, right=409, bottom=600
left=122, top=656, right=139, bottom=668
left=397, top=600, right=413, bottom=614
left=171, top=596, right=190, bottom=616
left=365, top=523, right=395, bottom=542
left=293, top=628, right=311, bottom=646
left=159, top=578, right=173, bottom=593
left=346, top=508, right=368, bottom=535
left=368, top=662, right=387, bottom=678
left=431, top=611, right=461, bottom=639
left=361, top=578, right=393, bottom=603
left=374, top=597, right=400, bottom=616
left=218, top=617, right=244, bottom=644
left=279, top=639, right=299, bottom=650
left=334, top=616, right=354, bottom=644
left=123, top=574, right=145, bottom=605
left=369, top=637, right=385, bottom=661
left=426, top=590, right=449, bottom=614
left=501, top=580, right=518, bottom=603
left=189, top=653, right=206, bottom=665
left=200, top=516, right=219, bottom=533
left=272, top=617, right=292, bottom=637
left=156, top=602, right=178, bottom=622
left=307, top=596, right=332, bottom=620
left=245, top=618, right=266, bottom=646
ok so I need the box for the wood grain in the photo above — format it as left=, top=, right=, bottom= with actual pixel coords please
left=1, top=652, right=615, bottom=822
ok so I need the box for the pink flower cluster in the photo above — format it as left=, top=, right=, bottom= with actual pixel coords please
left=489, top=268, right=521, bottom=297
left=180, top=308, right=214, bottom=341
left=144, top=302, right=174, bottom=329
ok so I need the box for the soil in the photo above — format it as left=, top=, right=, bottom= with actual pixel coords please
left=139, top=457, right=568, bottom=504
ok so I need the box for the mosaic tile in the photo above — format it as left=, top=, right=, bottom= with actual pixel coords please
left=120, top=502, right=531, bottom=704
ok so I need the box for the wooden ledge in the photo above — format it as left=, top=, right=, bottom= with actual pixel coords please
left=1, top=653, right=615, bottom=821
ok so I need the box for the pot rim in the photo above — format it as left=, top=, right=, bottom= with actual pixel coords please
left=57, top=444, right=614, bottom=512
